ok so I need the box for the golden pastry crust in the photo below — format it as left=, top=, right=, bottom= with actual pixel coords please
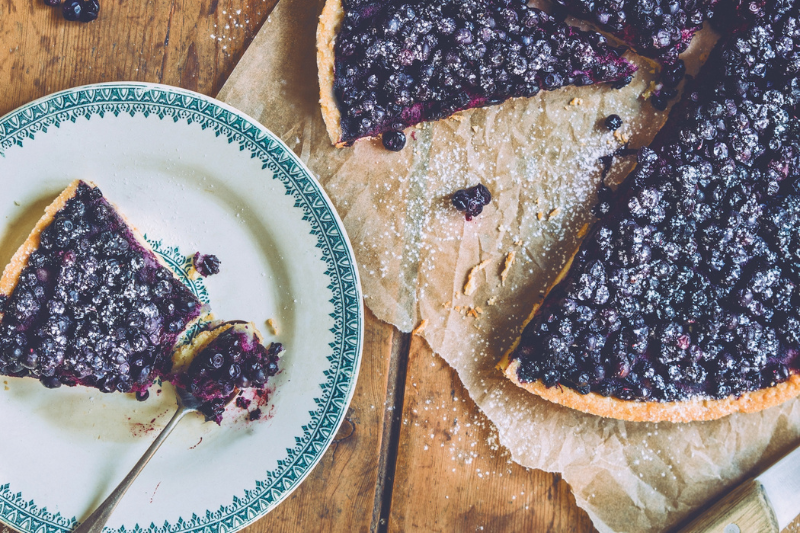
left=317, top=0, right=347, bottom=147
left=503, top=358, right=800, bottom=423
left=499, top=245, right=800, bottom=423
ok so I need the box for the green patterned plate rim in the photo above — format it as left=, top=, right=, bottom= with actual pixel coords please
left=0, top=82, right=364, bottom=533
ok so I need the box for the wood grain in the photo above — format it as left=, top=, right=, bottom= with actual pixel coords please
left=676, top=480, right=779, bottom=533
left=244, top=309, right=399, bottom=533
left=4, top=1, right=798, bottom=532
left=387, top=335, right=597, bottom=533
left=0, top=0, right=278, bottom=117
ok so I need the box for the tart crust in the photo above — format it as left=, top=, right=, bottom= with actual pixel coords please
left=499, top=245, right=800, bottom=423
left=317, top=0, right=347, bottom=147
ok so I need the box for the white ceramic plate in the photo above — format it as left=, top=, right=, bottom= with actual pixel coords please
left=0, top=83, right=363, bottom=533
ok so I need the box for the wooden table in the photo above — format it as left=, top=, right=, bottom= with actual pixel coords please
left=27, top=0, right=800, bottom=532
left=0, top=1, right=594, bottom=531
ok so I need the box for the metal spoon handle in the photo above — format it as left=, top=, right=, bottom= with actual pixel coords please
left=73, top=404, right=191, bottom=533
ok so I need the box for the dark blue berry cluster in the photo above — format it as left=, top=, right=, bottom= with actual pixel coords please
left=452, top=184, right=492, bottom=220
left=0, top=182, right=202, bottom=392
left=179, top=325, right=281, bottom=423
left=512, top=1, right=800, bottom=403
left=334, top=0, right=637, bottom=145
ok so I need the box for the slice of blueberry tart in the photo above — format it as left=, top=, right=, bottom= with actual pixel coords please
left=501, top=2, right=800, bottom=422
left=172, top=321, right=283, bottom=423
left=0, top=180, right=204, bottom=394
left=317, top=0, right=638, bottom=147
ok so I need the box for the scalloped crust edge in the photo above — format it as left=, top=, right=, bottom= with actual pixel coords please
left=497, top=247, right=800, bottom=423
left=317, top=0, right=348, bottom=147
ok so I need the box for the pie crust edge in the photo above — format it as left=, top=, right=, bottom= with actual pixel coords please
left=317, top=0, right=347, bottom=147
left=498, top=246, right=800, bottom=423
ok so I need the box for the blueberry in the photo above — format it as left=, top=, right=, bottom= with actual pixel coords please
left=333, top=1, right=637, bottom=144
left=604, top=114, right=623, bottom=131
left=135, top=390, right=150, bottom=401
left=79, top=0, right=99, bottom=21
left=62, top=0, right=82, bottom=21
left=42, top=376, right=61, bottom=389
left=651, top=93, right=668, bottom=110
left=382, top=131, right=406, bottom=151
left=193, top=253, right=221, bottom=277
left=452, top=184, right=492, bottom=221
left=661, top=60, right=686, bottom=88
left=249, top=408, right=262, bottom=421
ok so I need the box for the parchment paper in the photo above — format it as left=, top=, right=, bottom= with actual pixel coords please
left=218, top=1, right=800, bottom=531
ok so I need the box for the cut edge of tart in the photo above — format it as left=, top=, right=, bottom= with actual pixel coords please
left=317, top=0, right=347, bottom=147
left=316, top=0, right=638, bottom=147
left=497, top=248, right=800, bottom=423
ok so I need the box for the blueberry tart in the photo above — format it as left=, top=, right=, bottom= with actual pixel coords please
left=502, top=3, right=800, bottom=422
left=0, top=180, right=204, bottom=393
left=173, top=321, right=283, bottom=423
left=317, top=0, right=638, bottom=147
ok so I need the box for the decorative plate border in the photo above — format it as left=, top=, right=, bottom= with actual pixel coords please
left=0, top=83, right=364, bottom=533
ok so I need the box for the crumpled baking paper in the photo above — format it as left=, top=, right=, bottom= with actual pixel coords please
left=217, top=1, right=800, bottom=530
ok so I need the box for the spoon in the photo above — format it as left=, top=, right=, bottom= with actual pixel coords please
left=73, top=386, right=205, bottom=533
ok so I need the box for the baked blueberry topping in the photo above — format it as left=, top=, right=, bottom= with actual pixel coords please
left=382, top=130, right=407, bottom=151
left=193, top=253, right=221, bottom=277
left=553, top=0, right=719, bottom=64
left=452, top=184, right=492, bottom=220
left=177, top=324, right=281, bottom=423
left=512, top=3, right=800, bottom=403
left=334, top=0, right=638, bottom=144
left=0, top=182, right=203, bottom=394
left=605, top=114, right=623, bottom=131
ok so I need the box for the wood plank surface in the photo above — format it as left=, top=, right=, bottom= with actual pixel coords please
left=388, top=335, right=596, bottom=533
left=0, top=0, right=277, bottom=117
left=245, top=309, right=400, bottom=533
left=5, top=1, right=800, bottom=532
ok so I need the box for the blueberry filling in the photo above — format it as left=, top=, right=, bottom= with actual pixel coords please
left=512, top=3, right=800, bottom=403
left=452, top=184, right=492, bottom=220
left=0, top=182, right=203, bottom=393
left=553, top=0, right=719, bottom=64
left=178, top=325, right=281, bottom=423
left=334, top=0, right=638, bottom=144
left=193, top=253, right=221, bottom=277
